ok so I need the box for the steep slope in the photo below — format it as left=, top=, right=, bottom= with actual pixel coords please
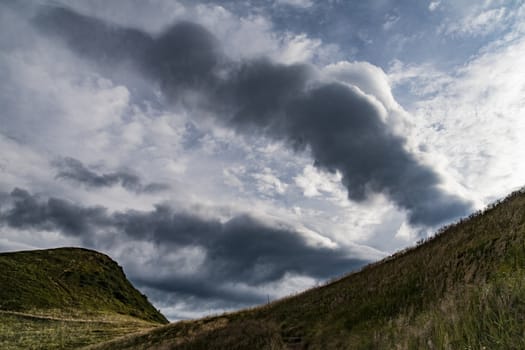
left=0, top=247, right=168, bottom=349
left=89, top=188, right=525, bottom=349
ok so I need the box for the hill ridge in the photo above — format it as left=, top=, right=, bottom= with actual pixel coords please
left=0, top=246, right=167, bottom=324
left=0, top=246, right=169, bottom=349
left=87, top=186, right=525, bottom=349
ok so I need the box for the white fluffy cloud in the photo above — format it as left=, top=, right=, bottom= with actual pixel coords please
left=390, top=21, right=525, bottom=207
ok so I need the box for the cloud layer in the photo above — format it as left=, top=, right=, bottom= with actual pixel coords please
left=0, top=188, right=364, bottom=305
left=53, top=157, right=169, bottom=193
left=35, top=5, right=472, bottom=226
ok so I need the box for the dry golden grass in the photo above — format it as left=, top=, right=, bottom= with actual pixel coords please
left=0, top=311, right=158, bottom=350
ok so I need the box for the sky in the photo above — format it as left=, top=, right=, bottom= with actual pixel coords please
left=1, top=0, right=524, bottom=320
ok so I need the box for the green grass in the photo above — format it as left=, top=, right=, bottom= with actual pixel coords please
left=0, top=247, right=167, bottom=324
left=87, top=188, right=525, bottom=349
left=0, top=247, right=168, bottom=349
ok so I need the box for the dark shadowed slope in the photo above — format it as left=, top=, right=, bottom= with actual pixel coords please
left=89, top=188, right=525, bottom=349
left=0, top=247, right=168, bottom=349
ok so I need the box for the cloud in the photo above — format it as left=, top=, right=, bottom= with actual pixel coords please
left=34, top=6, right=222, bottom=100
left=53, top=157, right=169, bottom=194
left=0, top=188, right=365, bottom=305
left=443, top=7, right=508, bottom=37
left=34, top=5, right=472, bottom=226
left=294, top=164, right=345, bottom=201
left=274, top=0, right=314, bottom=9
left=252, top=167, right=288, bottom=195
left=391, top=22, right=525, bottom=206
left=324, top=61, right=400, bottom=112
left=113, top=207, right=363, bottom=286
left=1, top=188, right=108, bottom=237
left=428, top=1, right=441, bottom=12
left=436, top=2, right=524, bottom=39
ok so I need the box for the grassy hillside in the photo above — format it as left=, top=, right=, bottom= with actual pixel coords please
left=88, top=188, right=525, bottom=350
left=0, top=247, right=168, bottom=349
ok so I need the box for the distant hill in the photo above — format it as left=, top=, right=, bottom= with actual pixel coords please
left=87, top=188, right=525, bottom=349
left=0, top=247, right=168, bottom=349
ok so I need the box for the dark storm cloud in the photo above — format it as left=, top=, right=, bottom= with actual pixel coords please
left=0, top=188, right=365, bottom=303
left=114, top=208, right=363, bottom=286
left=34, top=6, right=472, bottom=226
left=53, top=157, right=169, bottom=194
left=134, top=276, right=265, bottom=304
left=0, top=188, right=108, bottom=236
left=33, top=6, right=151, bottom=65
left=34, top=6, right=222, bottom=98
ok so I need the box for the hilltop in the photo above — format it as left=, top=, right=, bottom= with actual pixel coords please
left=87, top=188, right=525, bottom=349
left=0, top=247, right=168, bottom=349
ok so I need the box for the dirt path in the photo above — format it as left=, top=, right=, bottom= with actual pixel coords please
left=0, top=310, right=152, bottom=325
